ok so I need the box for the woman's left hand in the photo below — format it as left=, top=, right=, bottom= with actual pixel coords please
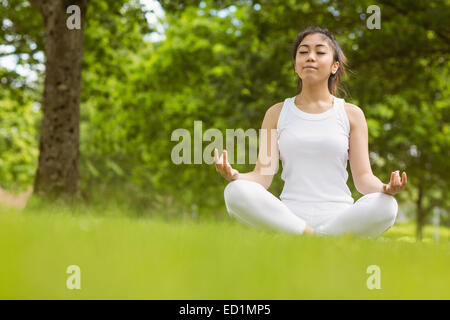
left=383, top=170, right=407, bottom=195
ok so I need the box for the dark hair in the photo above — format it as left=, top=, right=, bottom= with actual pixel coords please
left=291, top=26, right=347, bottom=96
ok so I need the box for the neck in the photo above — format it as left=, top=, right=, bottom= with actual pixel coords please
left=297, top=82, right=332, bottom=105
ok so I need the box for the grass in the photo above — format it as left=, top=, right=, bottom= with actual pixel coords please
left=0, top=202, right=449, bottom=300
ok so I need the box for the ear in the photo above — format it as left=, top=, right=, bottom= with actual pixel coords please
left=332, top=61, right=340, bottom=75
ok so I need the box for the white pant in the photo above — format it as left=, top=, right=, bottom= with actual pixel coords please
left=224, top=179, right=398, bottom=238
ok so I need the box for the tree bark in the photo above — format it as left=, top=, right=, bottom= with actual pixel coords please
left=30, top=0, right=88, bottom=200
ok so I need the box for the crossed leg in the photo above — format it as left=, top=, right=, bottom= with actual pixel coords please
left=315, top=192, right=398, bottom=237
left=224, top=179, right=307, bottom=234
left=224, top=179, right=398, bottom=238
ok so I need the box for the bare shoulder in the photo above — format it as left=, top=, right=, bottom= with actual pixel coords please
left=267, top=101, right=284, bottom=116
left=263, top=101, right=284, bottom=127
left=344, top=102, right=364, bottom=117
left=344, top=102, right=366, bottom=129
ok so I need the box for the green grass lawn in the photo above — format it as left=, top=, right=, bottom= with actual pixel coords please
left=1, top=203, right=449, bottom=299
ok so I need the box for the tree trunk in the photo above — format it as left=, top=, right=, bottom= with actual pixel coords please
left=416, top=184, right=424, bottom=241
left=30, top=0, right=88, bottom=201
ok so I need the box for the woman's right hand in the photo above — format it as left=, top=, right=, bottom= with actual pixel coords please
left=214, top=148, right=240, bottom=181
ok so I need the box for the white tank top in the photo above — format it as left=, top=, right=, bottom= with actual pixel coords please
left=277, top=95, right=354, bottom=205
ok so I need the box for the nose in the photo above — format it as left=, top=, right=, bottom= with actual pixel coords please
left=306, top=53, right=316, bottom=61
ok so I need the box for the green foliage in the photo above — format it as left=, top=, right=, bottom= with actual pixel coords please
left=0, top=0, right=45, bottom=63
left=1, top=0, right=449, bottom=229
left=0, top=1, right=43, bottom=192
left=0, top=71, right=40, bottom=192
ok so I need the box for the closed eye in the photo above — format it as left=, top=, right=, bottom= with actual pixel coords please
left=298, top=52, right=326, bottom=54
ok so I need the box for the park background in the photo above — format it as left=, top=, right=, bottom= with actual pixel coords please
left=0, top=0, right=449, bottom=299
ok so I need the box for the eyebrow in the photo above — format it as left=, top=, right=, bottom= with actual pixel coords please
left=298, top=44, right=327, bottom=49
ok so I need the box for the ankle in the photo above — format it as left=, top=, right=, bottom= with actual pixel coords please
left=304, top=225, right=316, bottom=235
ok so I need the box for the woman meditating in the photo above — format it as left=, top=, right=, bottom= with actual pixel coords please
left=214, top=26, right=407, bottom=237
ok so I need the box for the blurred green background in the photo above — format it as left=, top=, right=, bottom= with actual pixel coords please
left=0, top=1, right=449, bottom=241
left=1, top=0, right=450, bottom=300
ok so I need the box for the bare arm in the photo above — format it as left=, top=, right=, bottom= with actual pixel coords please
left=334, top=103, right=408, bottom=196
left=215, top=102, right=282, bottom=190
left=239, top=104, right=281, bottom=189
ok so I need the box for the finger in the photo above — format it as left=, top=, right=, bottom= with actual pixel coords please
left=223, top=150, right=227, bottom=166
left=216, top=160, right=222, bottom=171
left=218, top=150, right=226, bottom=175
left=214, top=148, right=219, bottom=164
left=217, top=149, right=224, bottom=165
left=392, top=171, right=398, bottom=187
left=390, top=171, right=396, bottom=184
left=394, top=172, right=399, bottom=187
left=214, top=149, right=222, bottom=171
left=395, top=170, right=401, bottom=186
left=226, top=163, right=233, bottom=177
left=402, top=172, right=407, bottom=186
left=398, top=172, right=406, bottom=190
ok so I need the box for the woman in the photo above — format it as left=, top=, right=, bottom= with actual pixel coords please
left=214, top=26, right=407, bottom=237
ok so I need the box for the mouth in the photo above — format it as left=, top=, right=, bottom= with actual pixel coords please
left=303, top=67, right=317, bottom=70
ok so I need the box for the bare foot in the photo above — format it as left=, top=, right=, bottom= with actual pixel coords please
left=304, top=225, right=316, bottom=236
left=0, top=186, right=33, bottom=210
